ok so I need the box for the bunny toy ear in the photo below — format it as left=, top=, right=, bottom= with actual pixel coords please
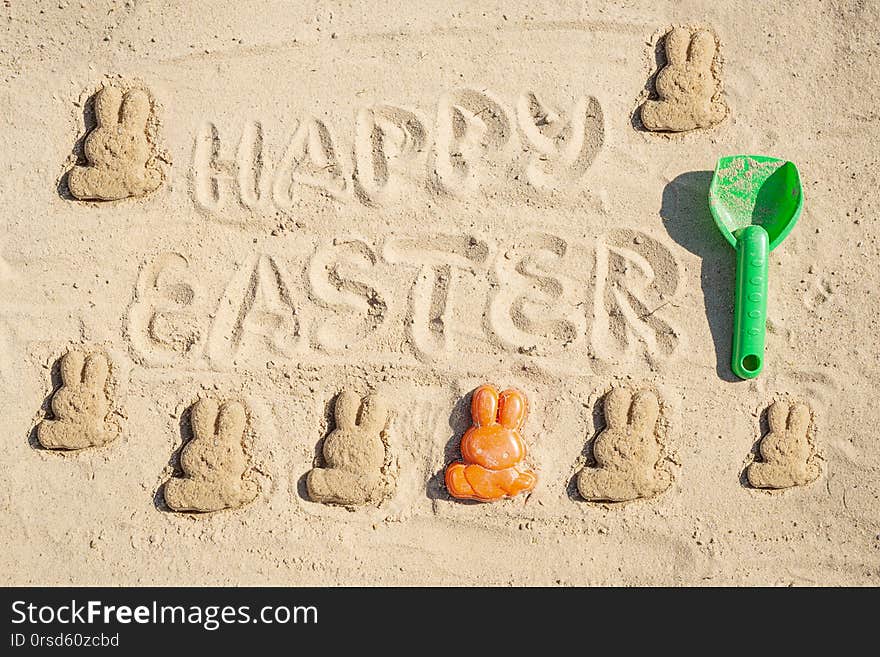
left=498, top=389, right=527, bottom=430
left=93, top=86, right=123, bottom=128
left=470, top=385, right=499, bottom=426
left=663, top=28, right=690, bottom=68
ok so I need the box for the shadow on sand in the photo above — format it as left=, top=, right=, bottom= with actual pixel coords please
left=660, top=170, right=737, bottom=381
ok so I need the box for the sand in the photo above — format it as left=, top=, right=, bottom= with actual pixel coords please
left=1, top=0, right=879, bottom=586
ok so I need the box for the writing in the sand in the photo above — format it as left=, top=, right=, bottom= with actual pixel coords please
left=190, top=89, right=604, bottom=211
left=126, top=229, right=682, bottom=371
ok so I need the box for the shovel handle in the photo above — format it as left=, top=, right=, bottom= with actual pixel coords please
left=732, top=225, right=769, bottom=379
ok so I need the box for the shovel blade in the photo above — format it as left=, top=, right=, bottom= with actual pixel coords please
left=709, top=155, right=803, bottom=251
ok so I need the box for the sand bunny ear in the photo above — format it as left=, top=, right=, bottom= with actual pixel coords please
left=82, top=352, right=109, bottom=390
left=357, top=394, right=388, bottom=434
left=60, top=350, right=86, bottom=386
left=470, top=385, right=499, bottom=426
left=664, top=28, right=691, bottom=68
left=628, top=391, right=660, bottom=434
left=687, top=30, right=716, bottom=69
left=191, top=398, right=221, bottom=441
left=767, top=400, right=790, bottom=433
left=786, top=403, right=811, bottom=437
left=603, top=388, right=633, bottom=431
left=497, top=389, right=527, bottom=430
left=334, top=390, right=361, bottom=430
left=217, top=401, right=246, bottom=440
left=120, top=90, right=151, bottom=131
left=93, top=86, right=123, bottom=127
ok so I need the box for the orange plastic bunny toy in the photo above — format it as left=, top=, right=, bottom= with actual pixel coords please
left=445, top=385, right=537, bottom=501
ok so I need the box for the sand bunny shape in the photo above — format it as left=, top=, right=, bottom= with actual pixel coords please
left=37, top=350, right=116, bottom=450
left=68, top=86, right=162, bottom=200
left=307, top=391, right=389, bottom=505
left=445, top=385, right=537, bottom=502
left=577, top=388, right=671, bottom=502
left=640, top=27, right=726, bottom=132
left=164, top=399, right=258, bottom=513
left=747, top=401, right=820, bottom=489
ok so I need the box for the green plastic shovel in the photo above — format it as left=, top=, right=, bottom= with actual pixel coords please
left=708, top=155, right=803, bottom=379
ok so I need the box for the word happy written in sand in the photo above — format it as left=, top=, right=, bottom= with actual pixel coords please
left=126, top=228, right=681, bottom=372
left=190, top=89, right=604, bottom=210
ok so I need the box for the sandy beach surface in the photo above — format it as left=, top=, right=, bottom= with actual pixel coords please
left=1, top=0, right=878, bottom=586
